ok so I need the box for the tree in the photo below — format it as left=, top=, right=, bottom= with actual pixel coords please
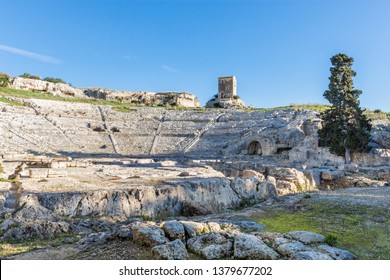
left=318, top=53, right=371, bottom=164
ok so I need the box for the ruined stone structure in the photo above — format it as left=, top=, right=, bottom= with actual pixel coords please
left=0, top=94, right=389, bottom=260
left=218, top=76, right=237, bottom=99
left=206, top=76, right=245, bottom=108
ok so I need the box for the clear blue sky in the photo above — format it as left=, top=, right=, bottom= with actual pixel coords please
left=1, top=0, right=389, bottom=110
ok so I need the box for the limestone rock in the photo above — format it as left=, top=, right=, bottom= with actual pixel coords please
left=254, top=232, right=284, bottom=246
left=372, top=130, right=390, bottom=149
left=290, top=250, right=333, bottom=260
left=340, top=164, right=359, bottom=173
left=0, top=218, right=15, bottom=231
left=77, top=232, right=114, bottom=250
left=152, top=239, right=189, bottom=260
left=242, top=170, right=265, bottom=179
left=162, top=220, right=185, bottom=241
left=286, top=231, right=325, bottom=244
left=13, top=194, right=56, bottom=222
left=180, top=221, right=210, bottom=238
left=276, top=241, right=307, bottom=257
left=131, top=222, right=169, bottom=247
left=219, top=220, right=264, bottom=233
left=275, top=180, right=298, bottom=196
left=233, top=233, right=280, bottom=260
left=187, top=233, right=233, bottom=260
left=317, top=244, right=356, bottom=260
left=10, top=77, right=84, bottom=98
left=207, top=222, right=221, bottom=233
left=3, top=220, right=70, bottom=240
left=182, top=201, right=212, bottom=216
left=115, top=225, right=133, bottom=239
left=230, top=177, right=277, bottom=202
left=268, top=167, right=312, bottom=193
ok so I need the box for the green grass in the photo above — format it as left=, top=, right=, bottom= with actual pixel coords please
left=0, top=233, right=79, bottom=259
left=0, top=87, right=131, bottom=107
left=0, top=178, right=18, bottom=183
left=0, top=96, right=26, bottom=107
left=250, top=199, right=390, bottom=259
left=113, top=106, right=137, bottom=113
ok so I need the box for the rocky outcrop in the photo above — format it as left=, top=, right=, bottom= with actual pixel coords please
left=10, top=77, right=84, bottom=97
left=20, top=177, right=276, bottom=219
left=152, top=239, right=189, bottom=260
left=84, top=88, right=200, bottom=108
left=131, top=222, right=169, bottom=247
left=8, top=77, right=200, bottom=108
left=233, top=233, right=280, bottom=260
left=205, top=98, right=245, bottom=109
left=187, top=233, right=234, bottom=259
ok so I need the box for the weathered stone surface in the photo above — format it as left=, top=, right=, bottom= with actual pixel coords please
left=230, top=177, right=277, bottom=202
left=152, top=239, right=189, bottom=260
left=286, top=231, right=325, bottom=244
left=77, top=232, right=114, bottom=250
left=268, top=167, right=312, bottom=193
left=10, top=77, right=84, bottom=97
left=321, top=171, right=344, bottom=181
left=372, top=130, right=390, bottom=149
left=275, top=180, right=298, bottom=195
left=242, top=170, right=265, bottom=179
left=234, top=233, right=280, bottom=260
left=182, top=201, right=212, bottom=216
left=84, top=88, right=200, bottom=107
left=317, top=244, right=356, bottom=260
left=13, top=194, right=56, bottom=222
left=340, top=164, right=359, bottom=173
left=3, top=220, right=70, bottom=240
left=180, top=221, right=210, bottom=238
left=254, top=232, right=284, bottom=246
left=29, top=168, right=49, bottom=178
left=290, top=250, right=333, bottom=260
left=187, top=233, right=233, bottom=260
left=131, top=222, right=169, bottom=247
left=276, top=241, right=307, bottom=256
left=162, top=220, right=185, bottom=241
left=115, top=225, right=133, bottom=239
left=0, top=219, right=15, bottom=231
left=207, top=222, right=221, bottom=233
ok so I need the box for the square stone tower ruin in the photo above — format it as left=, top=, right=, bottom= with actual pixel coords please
left=218, top=76, right=237, bottom=100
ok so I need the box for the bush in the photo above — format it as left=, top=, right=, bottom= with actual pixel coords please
left=303, top=193, right=311, bottom=199
left=0, top=73, right=10, bottom=87
left=19, top=73, right=41, bottom=80
left=324, top=234, right=338, bottom=246
left=233, top=95, right=240, bottom=100
left=374, top=109, right=382, bottom=113
left=43, top=77, right=67, bottom=84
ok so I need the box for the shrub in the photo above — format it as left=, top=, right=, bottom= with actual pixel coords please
left=43, top=77, right=67, bottom=84
left=233, top=95, right=240, bottom=99
left=0, top=73, right=10, bottom=87
left=324, top=234, right=338, bottom=246
left=303, top=193, right=311, bottom=199
left=19, top=73, right=41, bottom=80
left=374, top=109, right=382, bottom=113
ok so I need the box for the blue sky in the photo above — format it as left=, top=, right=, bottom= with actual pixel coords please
left=1, top=0, right=389, bottom=110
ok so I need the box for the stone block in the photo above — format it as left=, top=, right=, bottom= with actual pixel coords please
left=29, top=169, right=49, bottom=178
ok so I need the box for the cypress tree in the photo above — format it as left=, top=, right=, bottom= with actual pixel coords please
left=318, top=53, right=371, bottom=164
